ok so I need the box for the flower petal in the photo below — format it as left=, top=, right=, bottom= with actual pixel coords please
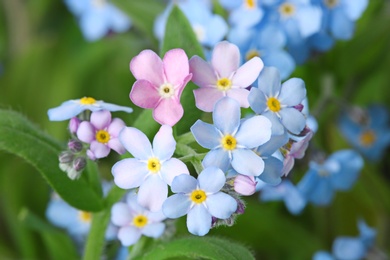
left=213, top=97, right=240, bottom=135
left=138, top=175, right=168, bottom=212
left=47, top=101, right=83, bottom=121
left=248, top=87, right=268, bottom=114
left=119, top=127, right=152, bottom=160
left=162, top=193, right=192, bottom=218
left=163, top=49, right=190, bottom=86
left=235, top=115, right=272, bottom=148
left=189, top=56, right=218, bottom=89
left=279, top=108, right=306, bottom=135
left=202, top=149, right=230, bottom=172
left=160, top=158, right=189, bottom=185
left=232, top=57, right=263, bottom=88
left=226, top=88, right=250, bottom=108
left=278, top=78, right=306, bottom=106
left=118, top=226, right=141, bottom=246
left=77, top=122, right=95, bottom=143
left=198, top=167, right=225, bottom=193
left=206, top=192, right=237, bottom=219
left=130, top=50, right=164, bottom=86
left=257, top=66, right=281, bottom=97
left=187, top=205, right=212, bottom=236
left=112, top=158, right=148, bottom=189
left=171, top=174, right=198, bottom=193
left=191, top=120, right=221, bottom=149
left=152, top=125, right=175, bottom=161
left=153, top=98, right=184, bottom=126
left=108, top=138, right=125, bottom=154
left=231, top=149, right=264, bottom=176
left=111, top=202, right=132, bottom=226
left=90, top=110, right=111, bottom=130
left=130, top=80, right=160, bottom=109
left=142, top=222, right=165, bottom=238
left=211, top=41, right=240, bottom=78
left=89, top=141, right=110, bottom=159
left=193, top=87, right=225, bottom=112
left=108, top=118, right=126, bottom=137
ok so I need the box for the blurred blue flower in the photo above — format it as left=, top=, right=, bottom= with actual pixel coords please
left=64, top=0, right=131, bottom=41
left=338, top=105, right=390, bottom=161
left=48, top=97, right=133, bottom=121
left=313, top=220, right=376, bottom=260
left=223, top=0, right=264, bottom=28
left=154, top=0, right=227, bottom=48
left=191, top=97, right=272, bottom=176
left=260, top=179, right=307, bottom=215
left=162, top=167, right=237, bottom=236
left=297, top=150, right=363, bottom=206
left=248, top=66, right=307, bottom=135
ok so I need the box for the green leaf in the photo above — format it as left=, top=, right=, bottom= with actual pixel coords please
left=134, top=236, right=255, bottom=260
left=161, top=5, right=205, bottom=135
left=0, top=109, right=104, bottom=212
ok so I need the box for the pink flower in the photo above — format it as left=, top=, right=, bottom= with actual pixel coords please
left=189, top=41, right=264, bottom=112
left=234, top=174, right=257, bottom=196
left=76, top=110, right=126, bottom=160
left=129, top=49, right=192, bottom=126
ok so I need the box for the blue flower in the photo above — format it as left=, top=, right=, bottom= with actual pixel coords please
left=260, top=179, right=307, bottom=215
left=338, top=105, right=390, bottom=161
left=248, top=66, right=307, bottom=135
left=64, top=0, right=131, bottom=41
left=162, top=167, right=237, bottom=236
left=47, top=97, right=133, bottom=121
left=191, top=97, right=272, bottom=176
left=297, top=150, right=363, bottom=206
left=225, top=0, right=264, bottom=29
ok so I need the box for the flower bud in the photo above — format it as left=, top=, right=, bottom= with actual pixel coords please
left=73, top=157, right=87, bottom=172
left=68, top=139, right=83, bottom=153
left=59, top=151, right=74, bottom=164
left=234, top=175, right=257, bottom=196
left=69, top=117, right=81, bottom=134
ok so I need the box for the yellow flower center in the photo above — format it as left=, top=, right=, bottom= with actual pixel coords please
left=79, top=97, right=96, bottom=105
left=96, top=130, right=110, bottom=143
left=147, top=157, right=161, bottom=173
left=133, top=214, right=148, bottom=228
left=216, top=78, right=232, bottom=91
left=78, top=211, right=92, bottom=223
left=246, top=49, right=261, bottom=61
left=267, top=97, right=281, bottom=112
left=159, top=83, right=175, bottom=98
left=190, top=190, right=207, bottom=204
left=360, top=130, right=376, bottom=147
left=279, top=3, right=295, bottom=17
left=245, top=0, right=256, bottom=9
left=221, top=135, right=237, bottom=150
left=324, top=0, right=339, bottom=8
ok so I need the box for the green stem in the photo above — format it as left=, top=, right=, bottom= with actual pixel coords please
left=178, top=153, right=206, bottom=162
left=86, top=160, right=103, bottom=197
left=127, top=236, right=148, bottom=260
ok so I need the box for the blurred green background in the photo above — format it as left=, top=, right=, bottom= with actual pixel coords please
left=1, top=0, right=390, bottom=259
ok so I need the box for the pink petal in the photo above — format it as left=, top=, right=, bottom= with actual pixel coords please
left=211, top=41, right=240, bottom=78
left=153, top=98, right=183, bottom=126
left=91, top=110, right=111, bottom=130
left=108, top=138, right=125, bottom=154
left=189, top=56, right=217, bottom=88
left=130, top=50, right=164, bottom=86
left=163, top=49, right=190, bottom=86
left=138, top=175, right=168, bottom=212
left=130, top=80, right=161, bottom=109
left=193, top=87, right=224, bottom=112
left=232, top=56, right=263, bottom=88
left=108, top=118, right=126, bottom=137
left=77, top=122, right=95, bottom=143
left=175, top=73, right=192, bottom=98
left=90, top=141, right=110, bottom=159
left=226, top=88, right=250, bottom=108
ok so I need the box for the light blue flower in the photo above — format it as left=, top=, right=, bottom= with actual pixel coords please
left=226, top=0, right=264, bottom=29
left=260, top=179, right=307, bottom=215
left=248, top=66, right=307, bottom=135
left=191, top=97, right=272, bottom=176
left=297, top=150, right=363, bottom=206
left=228, top=24, right=295, bottom=79
left=162, top=167, right=237, bottom=236
left=154, top=0, right=227, bottom=48
left=338, top=105, right=390, bottom=161
left=111, top=192, right=166, bottom=246
left=47, top=97, right=133, bottom=121
left=64, top=0, right=132, bottom=41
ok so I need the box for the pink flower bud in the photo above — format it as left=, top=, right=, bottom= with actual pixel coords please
left=69, top=117, right=81, bottom=134
left=234, top=175, right=257, bottom=196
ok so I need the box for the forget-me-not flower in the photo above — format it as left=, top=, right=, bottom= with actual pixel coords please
left=191, top=97, right=272, bottom=176
left=112, top=125, right=189, bottom=212
left=248, top=66, right=307, bottom=135
left=162, top=167, right=237, bottom=236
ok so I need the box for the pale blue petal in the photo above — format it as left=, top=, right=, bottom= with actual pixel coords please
left=152, top=125, right=175, bottom=161
left=47, top=101, right=84, bottom=121
left=231, top=149, right=264, bottom=176
left=96, top=102, right=133, bottom=113
left=187, top=205, right=212, bottom=236
left=309, top=31, right=335, bottom=52
left=142, top=222, right=165, bottom=238
left=260, top=183, right=285, bottom=201
left=79, top=10, right=109, bottom=41
left=279, top=108, right=306, bottom=135
left=236, top=115, right=272, bottom=148
left=160, top=158, right=189, bottom=186
left=313, top=251, right=335, bottom=260
left=343, top=0, right=368, bottom=20
left=257, top=24, right=286, bottom=49
left=111, top=202, right=132, bottom=226
left=191, top=120, right=221, bottom=149
left=248, top=87, right=268, bottom=114
left=204, top=15, right=228, bottom=47
left=112, top=158, right=148, bottom=189
left=262, top=50, right=295, bottom=80
left=171, top=174, right=197, bottom=193
left=219, top=0, right=241, bottom=10
left=118, top=226, right=141, bottom=246
left=107, top=5, right=131, bottom=32
left=297, top=168, right=320, bottom=198
left=358, top=220, right=376, bottom=247
left=198, top=167, right=225, bottom=193
left=309, top=178, right=334, bottom=206
left=330, top=9, right=354, bottom=40
left=206, top=192, right=237, bottom=219
left=256, top=131, right=289, bottom=156
left=332, top=237, right=366, bottom=260
left=279, top=78, right=306, bottom=106
left=46, top=198, right=77, bottom=229
left=258, top=156, right=283, bottom=185
left=329, top=150, right=363, bottom=191
left=263, top=111, right=284, bottom=135
left=283, top=181, right=307, bottom=215
left=256, top=67, right=281, bottom=97
left=202, top=149, right=231, bottom=172
left=138, top=175, right=168, bottom=212
left=119, top=127, right=152, bottom=160
left=64, top=0, right=89, bottom=16
left=213, top=97, right=241, bottom=135
left=162, top=194, right=192, bottom=218
left=296, top=5, right=322, bottom=37
left=229, top=7, right=263, bottom=28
